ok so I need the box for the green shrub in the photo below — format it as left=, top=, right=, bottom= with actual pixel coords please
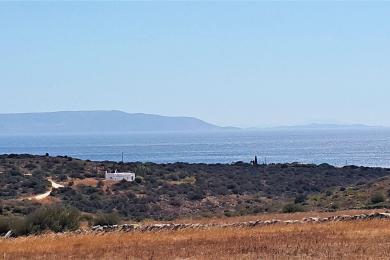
left=135, top=176, right=143, bottom=184
left=294, top=194, right=307, bottom=203
left=9, top=217, right=29, bottom=237
left=325, top=190, right=333, bottom=197
left=24, top=205, right=80, bottom=234
left=93, top=213, right=120, bottom=226
left=371, top=192, right=385, bottom=204
left=223, top=210, right=236, bottom=217
left=330, top=203, right=339, bottom=211
left=282, top=203, right=305, bottom=213
left=0, top=216, right=12, bottom=234
left=135, top=165, right=151, bottom=175
left=0, top=216, right=29, bottom=237
left=79, top=214, right=94, bottom=225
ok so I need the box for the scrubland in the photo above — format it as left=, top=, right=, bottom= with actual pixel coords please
left=2, top=218, right=390, bottom=259
left=2, top=155, right=390, bottom=259
left=3, top=154, right=390, bottom=221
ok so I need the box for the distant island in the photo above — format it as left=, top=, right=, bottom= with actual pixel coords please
left=0, top=110, right=383, bottom=135
left=0, top=110, right=237, bottom=135
left=247, top=123, right=382, bottom=131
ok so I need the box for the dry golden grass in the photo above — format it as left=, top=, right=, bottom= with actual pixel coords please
left=2, top=219, right=390, bottom=259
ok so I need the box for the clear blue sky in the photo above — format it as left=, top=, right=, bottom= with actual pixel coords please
left=1, top=2, right=389, bottom=127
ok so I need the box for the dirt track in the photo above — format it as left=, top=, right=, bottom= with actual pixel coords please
left=28, top=179, right=64, bottom=200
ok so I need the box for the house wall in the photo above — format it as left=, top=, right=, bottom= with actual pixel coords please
left=105, top=172, right=135, bottom=181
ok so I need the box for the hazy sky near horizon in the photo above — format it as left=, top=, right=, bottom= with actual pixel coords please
left=1, top=2, right=390, bottom=127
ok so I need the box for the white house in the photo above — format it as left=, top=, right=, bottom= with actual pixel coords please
left=105, top=170, right=136, bottom=181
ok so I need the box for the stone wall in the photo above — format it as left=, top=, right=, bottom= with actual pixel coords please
left=86, top=212, right=390, bottom=234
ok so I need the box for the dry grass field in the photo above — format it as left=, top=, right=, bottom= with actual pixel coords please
left=2, top=217, right=390, bottom=259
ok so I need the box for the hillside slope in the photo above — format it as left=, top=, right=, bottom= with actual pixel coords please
left=2, top=155, right=390, bottom=220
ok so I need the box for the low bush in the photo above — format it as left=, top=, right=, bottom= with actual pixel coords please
left=93, top=213, right=120, bottom=226
left=0, top=216, right=12, bottom=234
left=23, top=205, right=80, bottom=235
left=325, top=190, right=333, bottom=197
left=282, top=203, right=305, bottom=213
left=371, top=192, right=385, bottom=204
left=135, top=176, right=143, bottom=184
left=79, top=214, right=94, bottom=225
left=0, top=216, right=27, bottom=236
left=0, top=206, right=80, bottom=236
left=294, top=194, right=307, bottom=203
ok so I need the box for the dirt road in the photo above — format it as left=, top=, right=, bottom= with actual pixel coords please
left=29, top=179, right=64, bottom=200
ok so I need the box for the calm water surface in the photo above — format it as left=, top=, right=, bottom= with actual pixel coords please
left=1, top=129, right=390, bottom=167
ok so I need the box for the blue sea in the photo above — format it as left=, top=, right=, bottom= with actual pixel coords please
left=1, top=129, right=390, bottom=167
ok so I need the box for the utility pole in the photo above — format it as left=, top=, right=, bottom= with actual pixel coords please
left=121, top=152, right=124, bottom=163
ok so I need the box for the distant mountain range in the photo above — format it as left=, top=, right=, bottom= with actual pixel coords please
left=0, top=111, right=236, bottom=135
left=0, top=111, right=383, bottom=135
